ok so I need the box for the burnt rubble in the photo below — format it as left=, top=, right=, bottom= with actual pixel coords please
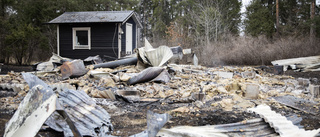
left=1, top=47, right=320, bottom=136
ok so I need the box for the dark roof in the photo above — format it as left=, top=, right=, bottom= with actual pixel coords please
left=48, top=11, right=142, bottom=28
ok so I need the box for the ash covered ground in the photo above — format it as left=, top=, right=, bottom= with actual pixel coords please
left=1, top=64, right=320, bottom=136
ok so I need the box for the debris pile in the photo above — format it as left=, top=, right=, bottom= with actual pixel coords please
left=271, top=55, right=320, bottom=72
left=1, top=44, right=320, bottom=136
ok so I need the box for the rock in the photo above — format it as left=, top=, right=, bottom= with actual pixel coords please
left=217, top=86, right=228, bottom=94
left=80, top=86, right=91, bottom=94
left=120, top=73, right=131, bottom=82
left=99, top=77, right=115, bottom=87
left=193, top=101, right=204, bottom=108
left=231, top=81, right=240, bottom=90
left=219, top=99, right=233, bottom=111
left=170, top=106, right=190, bottom=113
left=213, top=71, right=233, bottom=79
left=292, top=90, right=303, bottom=95
left=267, top=90, right=279, bottom=97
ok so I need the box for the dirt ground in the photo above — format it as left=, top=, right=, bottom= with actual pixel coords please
left=1, top=65, right=320, bottom=136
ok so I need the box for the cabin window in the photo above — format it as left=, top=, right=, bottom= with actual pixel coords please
left=72, top=27, right=91, bottom=49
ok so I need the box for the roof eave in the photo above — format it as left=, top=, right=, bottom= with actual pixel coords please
left=121, top=11, right=143, bottom=28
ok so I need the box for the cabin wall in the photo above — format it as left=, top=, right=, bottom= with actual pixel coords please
left=59, top=23, right=119, bottom=61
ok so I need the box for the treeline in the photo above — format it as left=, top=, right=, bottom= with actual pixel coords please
left=245, top=0, right=320, bottom=38
left=0, top=0, right=319, bottom=65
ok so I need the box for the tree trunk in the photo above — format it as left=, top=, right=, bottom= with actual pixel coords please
left=276, top=0, right=279, bottom=35
left=310, top=0, right=315, bottom=39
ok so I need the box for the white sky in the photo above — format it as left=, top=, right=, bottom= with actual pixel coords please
left=241, top=0, right=252, bottom=14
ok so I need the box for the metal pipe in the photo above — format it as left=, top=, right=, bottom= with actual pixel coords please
left=93, top=57, right=137, bottom=69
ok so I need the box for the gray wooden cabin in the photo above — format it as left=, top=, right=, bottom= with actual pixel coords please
left=48, top=11, right=142, bottom=61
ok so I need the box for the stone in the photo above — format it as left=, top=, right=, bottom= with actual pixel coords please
left=120, top=73, right=131, bottom=82
left=292, top=90, right=303, bottom=95
left=100, top=77, right=116, bottom=87
left=217, top=86, right=228, bottom=94
left=193, top=101, right=204, bottom=108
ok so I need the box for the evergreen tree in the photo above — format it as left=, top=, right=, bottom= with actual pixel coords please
left=244, top=0, right=275, bottom=37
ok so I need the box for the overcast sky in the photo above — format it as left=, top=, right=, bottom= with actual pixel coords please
left=241, top=0, right=251, bottom=14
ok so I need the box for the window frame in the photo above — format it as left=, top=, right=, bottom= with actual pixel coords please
left=72, top=27, right=91, bottom=50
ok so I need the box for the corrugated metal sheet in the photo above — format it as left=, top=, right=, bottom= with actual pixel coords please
left=248, top=104, right=320, bottom=137
left=4, top=73, right=57, bottom=137
left=145, top=46, right=173, bottom=67
left=157, top=108, right=316, bottom=137
left=157, top=118, right=279, bottom=137
left=45, top=88, right=113, bottom=137
left=49, top=11, right=137, bottom=24
left=157, top=116, right=309, bottom=137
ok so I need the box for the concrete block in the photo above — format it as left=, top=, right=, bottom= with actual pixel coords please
left=241, top=71, right=256, bottom=79
left=297, top=78, right=310, bottom=87
left=309, top=84, right=320, bottom=98
left=213, top=72, right=233, bottom=79
left=245, top=83, right=259, bottom=99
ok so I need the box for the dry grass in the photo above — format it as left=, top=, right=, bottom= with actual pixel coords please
left=196, top=36, right=320, bottom=66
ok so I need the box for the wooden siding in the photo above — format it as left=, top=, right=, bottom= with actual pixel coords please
left=59, top=23, right=119, bottom=61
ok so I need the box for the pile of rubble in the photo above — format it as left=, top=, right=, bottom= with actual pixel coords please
left=1, top=43, right=320, bottom=136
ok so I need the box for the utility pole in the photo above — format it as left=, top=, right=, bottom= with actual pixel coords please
left=276, top=0, right=279, bottom=35
left=310, top=0, right=315, bottom=39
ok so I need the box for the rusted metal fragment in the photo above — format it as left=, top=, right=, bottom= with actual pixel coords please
left=60, top=60, right=87, bottom=79
left=45, top=89, right=113, bottom=136
left=248, top=104, right=320, bottom=137
left=35, top=53, right=71, bottom=72
left=4, top=73, right=57, bottom=137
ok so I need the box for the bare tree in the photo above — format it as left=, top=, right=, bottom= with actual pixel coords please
left=189, top=0, right=225, bottom=47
